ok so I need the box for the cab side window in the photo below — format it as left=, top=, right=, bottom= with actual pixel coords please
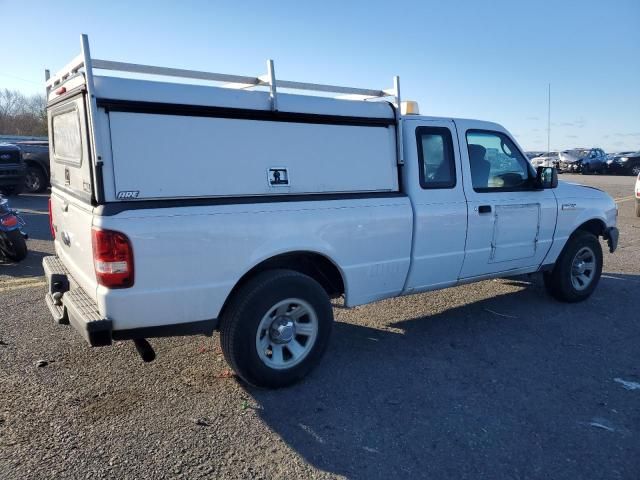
left=466, top=130, right=532, bottom=192
left=416, top=127, right=456, bottom=189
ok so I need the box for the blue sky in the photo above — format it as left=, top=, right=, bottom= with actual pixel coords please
left=1, top=0, right=638, bottom=152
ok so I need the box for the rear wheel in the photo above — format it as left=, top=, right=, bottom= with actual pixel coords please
left=219, top=269, right=333, bottom=388
left=544, top=231, right=602, bottom=302
left=635, top=200, right=640, bottom=218
left=631, top=164, right=640, bottom=176
left=0, top=230, right=28, bottom=262
left=24, top=165, right=47, bottom=193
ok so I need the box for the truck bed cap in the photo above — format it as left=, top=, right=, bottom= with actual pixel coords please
left=93, top=76, right=396, bottom=120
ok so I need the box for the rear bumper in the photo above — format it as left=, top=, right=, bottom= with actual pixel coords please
left=43, top=255, right=216, bottom=346
left=43, top=256, right=112, bottom=346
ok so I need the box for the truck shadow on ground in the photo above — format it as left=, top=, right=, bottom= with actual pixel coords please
left=244, top=275, right=639, bottom=479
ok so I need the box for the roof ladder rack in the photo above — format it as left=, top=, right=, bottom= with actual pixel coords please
left=45, top=35, right=400, bottom=105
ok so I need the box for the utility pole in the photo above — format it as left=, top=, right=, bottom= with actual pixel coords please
left=547, top=83, right=551, bottom=153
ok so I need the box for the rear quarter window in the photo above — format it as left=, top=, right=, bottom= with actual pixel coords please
left=52, top=108, right=82, bottom=165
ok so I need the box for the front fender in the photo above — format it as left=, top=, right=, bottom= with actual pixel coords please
left=542, top=184, right=617, bottom=265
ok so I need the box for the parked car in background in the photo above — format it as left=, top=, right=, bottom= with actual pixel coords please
left=15, top=141, right=50, bottom=193
left=526, top=151, right=546, bottom=160
left=0, top=194, right=28, bottom=261
left=530, top=151, right=560, bottom=169
left=635, top=172, right=640, bottom=217
left=559, top=148, right=607, bottom=174
left=607, top=151, right=640, bottom=176
left=0, top=143, right=26, bottom=195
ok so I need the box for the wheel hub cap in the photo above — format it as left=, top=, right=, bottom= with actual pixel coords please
left=270, top=317, right=295, bottom=343
left=573, top=261, right=586, bottom=275
left=570, top=247, right=596, bottom=291
left=255, top=298, right=319, bottom=370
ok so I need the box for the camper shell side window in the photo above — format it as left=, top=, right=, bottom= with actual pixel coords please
left=51, top=105, right=83, bottom=166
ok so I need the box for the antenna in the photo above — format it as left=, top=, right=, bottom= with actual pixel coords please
left=547, top=83, right=551, bottom=153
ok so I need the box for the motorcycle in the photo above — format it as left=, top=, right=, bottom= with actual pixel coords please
left=0, top=195, right=28, bottom=261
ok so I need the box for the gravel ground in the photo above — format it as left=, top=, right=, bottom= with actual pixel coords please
left=1, top=174, right=639, bottom=479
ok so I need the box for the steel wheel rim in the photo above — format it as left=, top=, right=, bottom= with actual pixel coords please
left=256, top=298, right=318, bottom=370
left=570, top=246, right=596, bottom=291
left=24, top=171, right=40, bottom=192
left=632, top=165, right=640, bottom=176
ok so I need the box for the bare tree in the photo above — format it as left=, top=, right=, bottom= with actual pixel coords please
left=0, top=89, right=47, bottom=137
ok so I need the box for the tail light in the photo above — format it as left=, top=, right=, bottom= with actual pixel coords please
left=0, top=215, right=18, bottom=228
left=48, top=197, right=55, bottom=239
left=91, top=228, right=134, bottom=288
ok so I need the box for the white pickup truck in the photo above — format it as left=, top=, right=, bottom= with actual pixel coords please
left=43, top=35, right=619, bottom=388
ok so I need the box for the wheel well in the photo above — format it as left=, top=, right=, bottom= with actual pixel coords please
left=575, top=219, right=606, bottom=238
left=218, top=251, right=345, bottom=320
left=25, top=160, right=47, bottom=175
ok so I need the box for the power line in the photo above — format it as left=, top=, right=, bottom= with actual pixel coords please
left=0, top=72, right=42, bottom=86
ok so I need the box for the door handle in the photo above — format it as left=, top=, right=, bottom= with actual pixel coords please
left=478, top=205, right=492, bottom=214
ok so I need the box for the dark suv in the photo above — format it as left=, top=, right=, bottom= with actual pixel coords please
left=15, top=141, right=50, bottom=193
left=0, top=143, right=27, bottom=195
left=558, top=148, right=607, bottom=174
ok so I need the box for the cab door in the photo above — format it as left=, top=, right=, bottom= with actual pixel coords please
left=456, top=122, right=557, bottom=278
left=402, top=119, right=468, bottom=293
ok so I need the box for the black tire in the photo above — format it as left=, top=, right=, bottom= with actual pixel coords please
left=581, top=164, right=591, bottom=175
left=543, top=230, right=602, bottom=302
left=635, top=200, right=640, bottom=218
left=631, top=164, right=640, bottom=177
left=219, top=269, right=333, bottom=388
left=0, top=230, right=28, bottom=262
left=24, top=165, right=47, bottom=193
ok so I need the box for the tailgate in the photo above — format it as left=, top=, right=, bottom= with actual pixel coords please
left=47, top=81, right=98, bottom=301
left=50, top=189, right=97, bottom=301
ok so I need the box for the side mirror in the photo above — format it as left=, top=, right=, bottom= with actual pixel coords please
left=535, top=166, right=558, bottom=189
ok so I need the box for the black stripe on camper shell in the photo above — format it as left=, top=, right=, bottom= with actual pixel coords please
left=96, top=98, right=396, bottom=128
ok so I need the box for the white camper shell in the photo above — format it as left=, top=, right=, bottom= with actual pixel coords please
left=43, top=35, right=619, bottom=388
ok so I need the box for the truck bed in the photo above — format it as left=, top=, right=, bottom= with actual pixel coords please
left=93, top=195, right=412, bottom=330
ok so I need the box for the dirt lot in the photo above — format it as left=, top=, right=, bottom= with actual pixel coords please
left=1, top=174, right=639, bottom=479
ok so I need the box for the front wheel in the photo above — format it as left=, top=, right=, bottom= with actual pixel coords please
left=631, top=164, right=640, bottom=177
left=0, top=230, right=28, bottom=261
left=543, top=231, right=602, bottom=302
left=219, top=269, right=333, bottom=388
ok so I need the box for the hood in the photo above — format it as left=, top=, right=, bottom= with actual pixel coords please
left=615, top=152, right=640, bottom=160
left=0, top=143, right=21, bottom=152
left=559, top=150, right=588, bottom=163
left=555, top=180, right=608, bottom=199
